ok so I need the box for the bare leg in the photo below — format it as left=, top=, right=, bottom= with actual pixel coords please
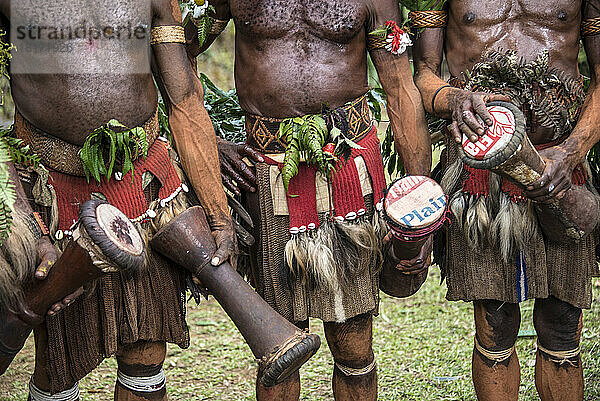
left=533, top=296, right=584, bottom=401
left=256, top=319, right=307, bottom=401
left=29, top=323, right=81, bottom=400
left=472, top=300, right=521, bottom=401
left=114, top=341, right=167, bottom=401
left=324, top=313, right=376, bottom=401
left=256, top=370, right=301, bottom=401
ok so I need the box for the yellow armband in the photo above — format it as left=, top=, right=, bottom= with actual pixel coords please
left=150, top=25, right=186, bottom=45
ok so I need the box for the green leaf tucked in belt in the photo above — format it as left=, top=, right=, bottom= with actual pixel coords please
left=79, top=120, right=148, bottom=184
left=278, top=114, right=363, bottom=194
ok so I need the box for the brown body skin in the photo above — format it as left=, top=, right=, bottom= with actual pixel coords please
left=187, top=0, right=431, bottom=400
left=413, top=1, right=600, bottom=400
left=0, top=0, right=233, bottom=398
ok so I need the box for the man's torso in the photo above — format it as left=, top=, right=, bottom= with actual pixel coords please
left=229, top=0, right=374, bottom=118
left=445, top=0, right=583, bottom=144
left=1, top=1, right=159, bottom=145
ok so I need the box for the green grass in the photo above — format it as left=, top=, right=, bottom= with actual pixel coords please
left=1, top=270, right=599, bottom=400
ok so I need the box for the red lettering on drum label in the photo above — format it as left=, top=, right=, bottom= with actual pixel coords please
left=462, top=106, right=515, bottom=160
left=386, top=176, right=426, bottom=206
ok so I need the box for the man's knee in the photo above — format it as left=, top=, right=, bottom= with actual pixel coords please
left=115, top=342, right=167, bottom=398
left=117, top=341, right=166, bottom=366
left=473, top=300, right=520, bottom=366
left=474, top=300, right=520, bottom=349
left=324, top=313, right=374, bottom=371
left=534, top=297, right=582, bottom=365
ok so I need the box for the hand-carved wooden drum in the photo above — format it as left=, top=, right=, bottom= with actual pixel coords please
left=1, top=199, right=146, bottom=375
left=150, top=206, right=321, bottom=388
left=458, top=101, right=598, bottom=243
left=380, top=176, right=448, bottom=298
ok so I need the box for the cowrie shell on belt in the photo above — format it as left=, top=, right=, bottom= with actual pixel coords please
left=345, top=212, right=357, bottom=220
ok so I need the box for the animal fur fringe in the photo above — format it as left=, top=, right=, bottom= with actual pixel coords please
left=441, top=159, right=539, bottom=261
left=284, top=212, right=384, bottom=294
left=0, top=209, right=38, bottom=313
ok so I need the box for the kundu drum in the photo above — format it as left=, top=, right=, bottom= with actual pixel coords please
left=150, top=206, right=321, bottom=387
left=380, top=175, right=448, bottom=298
left=458, top=101, right=598, bottom=243
left=0, top=199, right=146, bottom=375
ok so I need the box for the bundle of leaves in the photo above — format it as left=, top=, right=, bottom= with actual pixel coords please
left=465, top=50, right=585, bottom=140
left=398, top=0, right=447, bottom=10
left=157, top=98, right=171, bottom=142
left=79, top=120, right=148, bottom=183
left=0, top=129, right=40, bottom=241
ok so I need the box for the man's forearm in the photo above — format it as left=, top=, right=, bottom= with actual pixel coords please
left=371, top=50, right=432, bottom=176
left=169, top=77, right=230, bottom=225
left=387, top=92, right=431, bottom=176
left=414, top=65, right=459, bottom=119
left=412, top=27, right=452, bottom=118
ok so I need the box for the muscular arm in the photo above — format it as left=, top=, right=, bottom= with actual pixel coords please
left=559, top=1, right=600, bottom=165
left=368, top=0, right=431, bottom=176
left=152, top=0, right=234, bottom=264
left=413, top=26, right=449, bottom=116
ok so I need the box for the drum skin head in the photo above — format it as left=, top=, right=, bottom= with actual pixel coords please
left=79, top=199, right=146, bottom=272
left=458, top=101, right=526, bottom=169
left=95, top=203, right=144, bottom=256
left=384, top=176, right=447, bottom=232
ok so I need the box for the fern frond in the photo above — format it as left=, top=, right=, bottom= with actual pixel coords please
left=0, top=138, right=16, bottom=241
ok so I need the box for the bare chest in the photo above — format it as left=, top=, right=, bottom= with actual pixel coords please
left=229, top=0, right=368, bottom=43
left=450, top=0, right=581, bottom=29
